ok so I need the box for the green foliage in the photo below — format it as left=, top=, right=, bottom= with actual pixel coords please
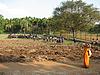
left=0, top=15, right=5, bottom=33
left=89, top=24, right=100, bottom=33
left=0, top=1, right=100, bottom=35
left=53, top=0, right=100, bottom=41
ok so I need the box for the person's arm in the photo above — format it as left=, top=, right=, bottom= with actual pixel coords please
left=88, top=49, right=92, bottom=57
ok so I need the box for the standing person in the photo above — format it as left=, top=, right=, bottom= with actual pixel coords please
left=83, top=43, right=92, bottom=68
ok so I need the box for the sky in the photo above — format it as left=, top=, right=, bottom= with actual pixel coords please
left=0, top=0, right=100, bottom=19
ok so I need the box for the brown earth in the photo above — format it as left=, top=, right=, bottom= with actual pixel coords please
left=0, top=39, right=100, bottom=75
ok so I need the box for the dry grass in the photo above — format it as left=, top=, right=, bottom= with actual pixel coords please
left=62, top=32, right=100, bottom=41
left=0, top=34, right=9, bottom=39
left=76, top=32, right=100, bottom=41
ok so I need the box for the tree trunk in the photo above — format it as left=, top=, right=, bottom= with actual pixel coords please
left=85, top=32, right=86, bottom=41
left=96, top=33, right=98, bottom=40
left=11, top=26, right=14, bottom=34
left=90, top=33, right=92, bottom=41
left=80, top=31, right=81, bottom=40
left=72, top=29, right=76, bottom=43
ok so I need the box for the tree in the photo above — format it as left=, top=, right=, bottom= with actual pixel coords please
left=11, top=18, right=21, bottom=33
left=20, top=18, right=29, bottom=34
left=53, top=0, right=100, bottom=42
left=89, top=24, right=100, bottom=39
left=0, top=15, right=5, bottom=33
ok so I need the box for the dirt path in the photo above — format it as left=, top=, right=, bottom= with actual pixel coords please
left=0, top=61, right=100, bottom=75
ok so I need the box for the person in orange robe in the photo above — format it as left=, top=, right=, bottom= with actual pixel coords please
left=83, top=43, right=92, bottom=68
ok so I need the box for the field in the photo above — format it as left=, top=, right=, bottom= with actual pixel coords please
left=0, top=34, right=100, bottom=75
left=64, top=32, right=100, bottom=41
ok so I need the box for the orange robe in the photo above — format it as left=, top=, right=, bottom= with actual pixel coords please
left=83, top=47, right=90, bottom=68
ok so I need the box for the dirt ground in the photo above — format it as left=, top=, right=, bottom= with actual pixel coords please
left=0, top=39, right=100, bottom=75
left=0, top=61, right=100, bottom=75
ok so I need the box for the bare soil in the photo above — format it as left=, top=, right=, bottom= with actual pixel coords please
left=0, top=39, right=100, bottom=75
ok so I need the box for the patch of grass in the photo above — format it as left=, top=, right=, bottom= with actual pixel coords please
left=0, top=34, right=9, bottom=39
left=63, top=40, right=74, bottom=45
